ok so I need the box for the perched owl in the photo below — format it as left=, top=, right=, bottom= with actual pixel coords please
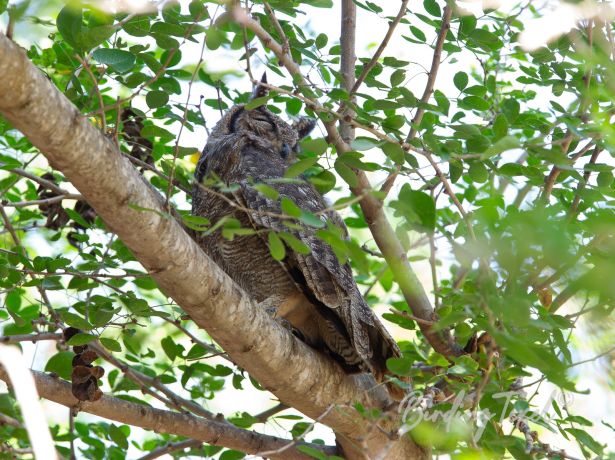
left=192, top=74, right=403, bottom=395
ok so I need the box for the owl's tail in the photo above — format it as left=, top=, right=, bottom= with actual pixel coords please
left=365, top=319, right=409, bottom=401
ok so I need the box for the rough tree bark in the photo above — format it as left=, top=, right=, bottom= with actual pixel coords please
left=0, top=33, right=428, bottom=459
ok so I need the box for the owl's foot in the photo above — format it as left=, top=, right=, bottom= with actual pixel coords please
left=263, top=305, right=293, bottom=332
left=257, top=297, right=293, bottom=331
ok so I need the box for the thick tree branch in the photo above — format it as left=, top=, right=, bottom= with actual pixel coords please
left=0, top=333, right=63, bottom=344
left=233, top=4, right=463, bottom=366
left=0, top=33, right=428, bottom=459
left=340, top=0, right=356, bottom=144
left=0, top=368, right=332, bottom=460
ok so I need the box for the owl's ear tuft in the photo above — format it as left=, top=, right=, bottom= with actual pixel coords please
left=293, top=117, right=317, bottom=139
left=251, top=72, right=269, bottom=100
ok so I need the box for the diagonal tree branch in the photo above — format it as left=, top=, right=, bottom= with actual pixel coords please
left=0, top=33, right=427, bottom=459
left=0, top=368, right=332, bottom=460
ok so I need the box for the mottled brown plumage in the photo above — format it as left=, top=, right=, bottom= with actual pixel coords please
left=192, top=74, right=402, bottom=391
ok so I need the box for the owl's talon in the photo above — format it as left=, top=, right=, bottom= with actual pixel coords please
left=263, top=305, right=293, bottom=332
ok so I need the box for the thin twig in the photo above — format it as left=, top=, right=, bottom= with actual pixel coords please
left=136, top=439, right=202, bottom=460
left=541, top=22, right=594, bottom=202
left=382, top=5, right=452, bottom=196
left=165, top=17, right=210, bottom=209
left=263, top=1, right=289, bottom=55
left=90, top=341, right=217, bottom=420
left=254, top=402, right=288, bottom=423
left=568, top=146, right=601, bottom=218
left=74, top=54, right=106, bottom=133
left=9, top=168, right=66, bottom=195
left=389, top=308, right=435, bottom=326
left=569, top=344, right=615, bottom=368
left=2, top=194, right=83, bottom=208
left=348, top=0, right=410, bottom=96
left=255, top=405, right=334, bottom=458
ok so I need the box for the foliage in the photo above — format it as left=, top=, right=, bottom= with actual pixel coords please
left=0, top=0, right=614, bottom=458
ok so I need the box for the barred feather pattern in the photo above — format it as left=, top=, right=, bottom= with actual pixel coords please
left=192, top=102, right=402, bottom=384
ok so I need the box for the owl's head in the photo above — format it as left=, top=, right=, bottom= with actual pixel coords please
left=212, top=73, right=316, bottom=160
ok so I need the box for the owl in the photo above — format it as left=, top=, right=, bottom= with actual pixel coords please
left=192, top=74, right=403, bottom=396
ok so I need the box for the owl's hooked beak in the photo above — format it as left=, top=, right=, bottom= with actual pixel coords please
left=281, top=143, right=291, bottom=159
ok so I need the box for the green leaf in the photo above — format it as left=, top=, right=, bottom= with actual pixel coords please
left=309, top=170, right=336, bottom=194
left=391, top=185, right=436, bottom=232
left=253, top=184, right=279, bottom=200
left=453, top=71, right=468, bottom=91
left=434, top=89, right=449, bottom=115
left=296, top=445, right=329, bottom=460
left=467, top=135, right=490, bottom=153
left=108, top=424, right=129, bottom=450
left=350, top=137, right=380, bottom=151
left=92, top=48, right=136, bottom=73
left=182, top=215, right=210, bottom=232
left=502, top=98, right=520, bottom=122
left=315, top=33, right=328, bottom=49
left=386, top=356, right=413, bottom=376
left=205, top=26, right=224, bottom=50
left=161, top=336, right=180, bottom=361
left=245, top=96, right=268, bottom=110
left=468, top=162, right=489, bottom=183
left=123, top=16, right=150, bottom=37
left=597, top=171, right=613, bottom=187
left=60, top=310, right=93, bottom=330
left=460, top=95, right=490, bottom=111
left=492, top=113, right=509, bottom=139
left=281, top=197, right=301, bottom=218
left=284, top=157, right=318, bottom=178
left=279, top=232, right=310, bottom=254
left=189, top=1, right=208, bottom=20
left=334, top=160, right=358, bottom=187
left=567, top=428, right=603, bottom=455
left=0, top=154, right=21, bottom=170
left=382, top=312, right=415, bottom=330
left=56, top=6, right=83, bottom=50
left=67, top=332, right=97, bottom=346
left=268, top=232, right=286, bottom=261
left=100, top=337, right=122, bottom=352
left=410, top=25, right=426, bottom=42
left=45, top=352, right=74, bottom=380
left=64, top=207, right=91, bottom=229
left=382, top=143, right=404, bottom=165
left=81, top=25, right=115, bottom=50
left=482, top=135, right=520, bottom=158
left=299, top=211, right=325, bottom=228
left=146, top=90, right=169, bottom=109
left=449, top=159, right=463, bottom=183
left=423, top=0, right=441, bottom=16
left=303, top=0, right=333, bottom=7
left=390, top=69, right=405, bottom=87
